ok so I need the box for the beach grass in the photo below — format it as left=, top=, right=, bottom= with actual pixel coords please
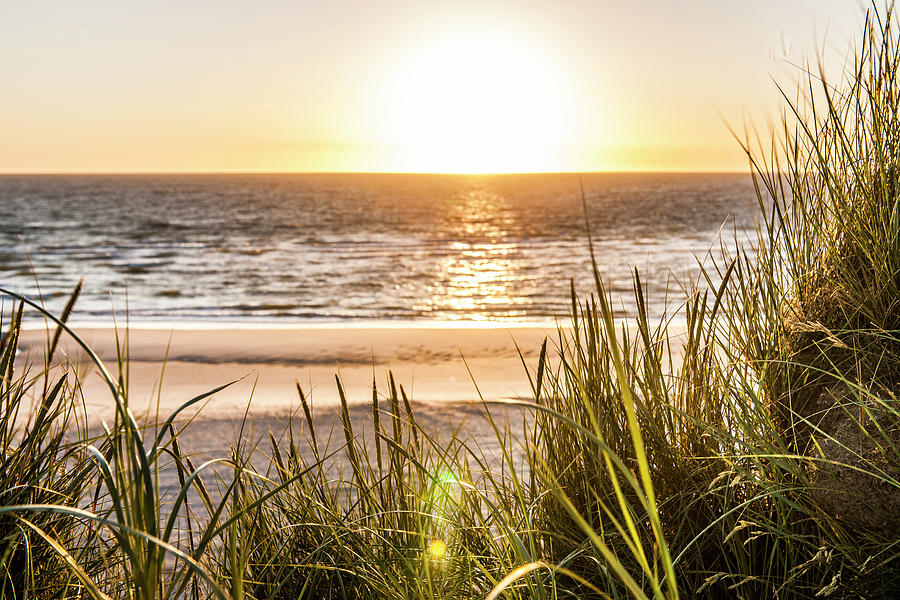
left=2, top=3, right=900, bottom=599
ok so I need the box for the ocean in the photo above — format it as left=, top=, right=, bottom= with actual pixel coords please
left=0, top=172, right=758, bottom=325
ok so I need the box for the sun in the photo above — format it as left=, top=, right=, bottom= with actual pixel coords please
left=373, top=26, right=580, bottom=173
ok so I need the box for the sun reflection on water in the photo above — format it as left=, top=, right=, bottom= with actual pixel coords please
left=416, top=184, right=528, bottom=319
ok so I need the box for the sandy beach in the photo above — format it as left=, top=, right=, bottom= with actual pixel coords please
left=17, top=322, right=560, bottom=460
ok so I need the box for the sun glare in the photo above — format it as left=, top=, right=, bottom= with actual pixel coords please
left=374, top=26, right=580, bottom=173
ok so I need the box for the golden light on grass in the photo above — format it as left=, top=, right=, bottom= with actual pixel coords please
left=373, top=25, right=584, bottom=173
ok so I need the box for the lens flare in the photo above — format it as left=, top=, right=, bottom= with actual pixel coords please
left=428, top=538, right=448, bottom=561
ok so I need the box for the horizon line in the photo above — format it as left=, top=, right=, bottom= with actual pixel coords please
left=0, top=168, right=751, bottom=176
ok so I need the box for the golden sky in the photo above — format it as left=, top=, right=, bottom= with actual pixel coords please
left=0, top=1, right=865, bottom=173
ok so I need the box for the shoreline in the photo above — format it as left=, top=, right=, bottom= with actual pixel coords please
left=16, top=319, right=683, bottom=467
left=17, top=322, right=556, bottom=429
left=16, top=322, right=553, bottom=469
left=19, top=317, right=567, bottom=332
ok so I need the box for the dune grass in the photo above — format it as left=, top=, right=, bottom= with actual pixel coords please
left=2, top=4, right=900, bottom=599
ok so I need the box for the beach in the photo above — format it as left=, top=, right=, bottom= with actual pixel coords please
left=17, top=322, right=557, bottom=459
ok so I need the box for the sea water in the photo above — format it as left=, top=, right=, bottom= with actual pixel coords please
left=0, top=172, right=758, bottom=324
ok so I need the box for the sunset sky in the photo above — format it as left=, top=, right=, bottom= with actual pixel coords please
left=1, top=1, right=867, bottom=174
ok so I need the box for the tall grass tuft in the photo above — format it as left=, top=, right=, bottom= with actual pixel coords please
left=496, top=4, right=900, bottom=597
left=0, top=286, right=240, bottom=599
left=737, top=2, right=900, bottom=541
left=0, top=287, right=98, bottom=598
